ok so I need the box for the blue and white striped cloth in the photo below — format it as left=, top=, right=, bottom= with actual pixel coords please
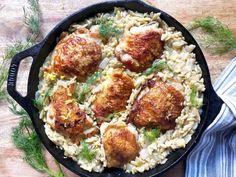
left=186, top=57, right=236, bottom=177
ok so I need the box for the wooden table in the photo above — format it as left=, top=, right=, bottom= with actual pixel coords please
left=0, top=0, right=236, bottom=176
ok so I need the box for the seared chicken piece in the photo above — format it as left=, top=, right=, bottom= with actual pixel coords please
left=48, top=27, right=102, bottom=82
left=128, top=78, right=184, bottom=130
left=115, top=25, right=164, bottom=72
left=92, top=69, right=134, bottom=124
left=49, top=84, right=98, bottom=144
left=102, top=123, right=140, bottom=167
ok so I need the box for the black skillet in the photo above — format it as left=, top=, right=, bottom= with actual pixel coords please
left=7, top=0, right=223, bottom=176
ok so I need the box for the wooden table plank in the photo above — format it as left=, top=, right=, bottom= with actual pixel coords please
left=0, top=0, right=236, bottom=177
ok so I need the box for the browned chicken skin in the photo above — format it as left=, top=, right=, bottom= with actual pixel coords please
left=115, top=26, right=164, bottom=72
left=92, top=69, right=134, bottom=124
left=103, top=124, right=140, bottom=167
left=50, top=84, right=98, bottom=144
left=128, top=78, right=184, bottom=130
left=48, top=27, right=102, bottom=82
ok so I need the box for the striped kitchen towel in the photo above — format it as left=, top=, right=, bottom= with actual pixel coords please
left=186, top=57, right=236, bottom=177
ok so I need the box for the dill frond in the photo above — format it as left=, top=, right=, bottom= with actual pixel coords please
left=33, top=86, right=52, bottom=111
left=0, top=67, right=8, bottom=100
left=143, top=60, right=168, bottom=76
left=98, top=17, right=121, bottom=37
left=144, top=128, right=160, bottom=143
left=24, top=0, right=41, bottom=36
left=3, top=40, right=33, bottom=60
left=187, top=16, right=236, bottom=54
left=78, top=71, right=101, bottom=103
left=79, top=141, right=96, bottom=162
left=9, top=99, right=65, bottom=177
left=189, top=85, right=202, bottom=108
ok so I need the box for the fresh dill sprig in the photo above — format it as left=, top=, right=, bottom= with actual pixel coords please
left=98, top=17, right=121, bottom=38
left=78, top=71, right=102, bottom=103
left=79, top=141, right=96, bottom=162
left=24, top=0, right=41, bottom=37
left=3, top=40, right=33, bottom=60
left=107, top=113, right=115, bottom=119
left=0, top=64, right=8, bottom=100
left=9, top=99, right=65, bottom=177
left=33, top=86, right=52, bottom=111
left=144, top=128, right=161, bottom=143
left=106, top=112, right=122, bottom=120
left=143, top=60, right=168, bottom=76
left=189, top=85, right=201, bottom=108
left=187, top=16, right=236, bottom=54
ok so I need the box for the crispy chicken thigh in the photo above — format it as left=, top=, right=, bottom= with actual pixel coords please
left=48, top=27, right=102, bottom=82
left=49, top=84, right=98, bottom=144
left=115, top=25, right=164, bottom=72
left=102, top=123, right=140, bottom=167
left=92, top=68, right=134, bottom=124
left=128, top=78, right=184, bottom=130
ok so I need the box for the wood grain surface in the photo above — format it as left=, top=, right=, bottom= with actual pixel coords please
left=0, top=0, right=236, bottom=177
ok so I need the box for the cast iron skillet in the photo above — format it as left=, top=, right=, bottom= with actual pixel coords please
left=7, top=0, right=223, bottom=176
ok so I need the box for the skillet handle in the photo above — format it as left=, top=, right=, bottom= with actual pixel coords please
left=204, top=85, right=224, bottom=128
left=7, top=43, right=42, bottom=109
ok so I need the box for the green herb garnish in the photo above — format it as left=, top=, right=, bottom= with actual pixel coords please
left=144, top=128, right=161, bottom=143
left=86, top=71, right=102, bottom=84
left=187, top=16, right=236, bottom=54
left=79, top=141, right=96, bottom=162
left=78, top=84, right=89, bottom=103
left=106, top=112, right=122, bottom=119
left=33, top=87, right=52, bottom=110
left=190, top=85, right=200, bottom=108
left=9, top=99, right=64, bottom=177
left=107, top=113, right=115, bottom=119
left=3, top=41, right=33, bottom=60
left=0, top=66, right=8, bottom=100
left=99, top=17, right=121, bottom=37
left=143, top=60, right=167, bottom=76
left=78, top=71, right=101, bottom=103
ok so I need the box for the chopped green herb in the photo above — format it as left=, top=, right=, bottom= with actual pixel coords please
left=106, top=112, right=122, bottom=119
left=78, top=71, right=101, bottom=103
left=143, top=60, right=167, bottom=76
left=99, top=17, right=121, bottom=37
left=190, top=85, right=200, bottom=108
left=86, top=71, right=102, bottom=84
left=79, top=141, right=96, bottom=162
left=187, top=16, right=236, bottom=54
left=78, top=84, right=90, bottom=103
left=107, top=113, right=115, bottom=119
left=144, top=128, right=161, bottom=143
left=33, top=87, right=52, bottom=110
